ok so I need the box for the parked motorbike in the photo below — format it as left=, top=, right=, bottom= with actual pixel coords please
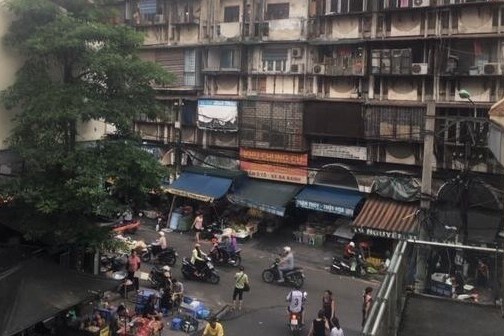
left=288, top=311, right=304, bottom=336
left=140, top=244, right=178, bottom=266
left=200, top=219, right=224, bottom=241
left=209, top=244, right=242, bottom=267
left=262, top=258, right=304, bottom=288
left=331, top=254, right=367, bottom=278
left=148, top=265, right=172, bottom=290
left=181, top=256, right=220, bottom=284
left=100, top=253, right=127, bottom=273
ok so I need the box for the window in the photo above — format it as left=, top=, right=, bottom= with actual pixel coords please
left=221, top=49, right=238, bottom=69
left=184, top=49, right=199, bottom=86
left=262, top=48, right=288, bottom=72
left=266, top=3, right=289, bottom=20
left=224, top=6, right=240, bottom=23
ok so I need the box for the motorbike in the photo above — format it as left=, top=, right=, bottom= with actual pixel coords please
left=140, top=244, right=178, bottom=266
left=262, top=258, right=305, bottom=288
left=209, top=244, right=242, bottom=267
left=288, top=311, right=304, bottom=336
left=181, top=256, right=220, bottom=284
left=100, top=253, right=127, bottom=273
left=148, top=265, right=172, bottom=290
left=200, top=219, right=224, bottom=241
left=331, top=253, right=367, bottom=278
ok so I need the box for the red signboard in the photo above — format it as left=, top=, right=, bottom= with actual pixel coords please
left=239, top=148, right=308, bottom=166
left=239, top=148, right=308, bottom=184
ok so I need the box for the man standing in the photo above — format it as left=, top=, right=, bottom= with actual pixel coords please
left=202, top=316, right=224, bottom=336
left=233, top=266, right=249, bottom=311
left=362, top=287, right=373, bottom=328
left=127, top=250, right=141, bottom=280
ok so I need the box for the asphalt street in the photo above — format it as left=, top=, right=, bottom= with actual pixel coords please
left=134, top=218, right=379, bottom=336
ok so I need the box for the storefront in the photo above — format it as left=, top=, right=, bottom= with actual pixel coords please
left=227, top=148, right=308, bottom=234
left=165, top=166, right=244, bottom=231
left=352, top=196, right=419, bottom=265
left=293, top=185, right=365, bottom=246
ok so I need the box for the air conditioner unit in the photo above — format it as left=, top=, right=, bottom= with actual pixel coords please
left=411, top=63, right=428, bottom=75
left=413, top=0, right=429, bottom=8
left=312, top=64, right=326, bottom=75
left=290, top=64, right=304, bottom=74
left=483, top=63, right=501, bottom=75
left=291, top=48, right=302, bottom=59
left=154, top=14, right=165, bottom=23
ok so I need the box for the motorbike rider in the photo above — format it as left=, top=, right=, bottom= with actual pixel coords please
left=191, top=243, right=207, bottom=277
left=161, top=265, right=173, bottom=290
left=287, top=285, right=307, bottom=326
left=122, top=208, right=133, bottom=224
left=278, top=246, right=294, bottom=282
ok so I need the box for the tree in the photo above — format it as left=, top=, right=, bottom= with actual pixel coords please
left=0, top=0, right=174, bottom=247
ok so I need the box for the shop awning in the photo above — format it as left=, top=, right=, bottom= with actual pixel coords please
left=295, top=185, right=363, bottom=217
left=0, top=256, right=119, bottom=336
left=228, top=179, right=302, bottom=216
left=352, top=196, right=419, bottom=239
left=166, top=172, right=234, bottom=202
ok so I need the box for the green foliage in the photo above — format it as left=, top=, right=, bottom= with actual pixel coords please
left=0, top=0, right=173, bottom=247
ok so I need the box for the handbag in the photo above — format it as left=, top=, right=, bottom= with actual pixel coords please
left=238, top=273, right=250, bottom=292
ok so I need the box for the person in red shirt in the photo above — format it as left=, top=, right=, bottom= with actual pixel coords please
left=127, top=249, right=141, bottom=281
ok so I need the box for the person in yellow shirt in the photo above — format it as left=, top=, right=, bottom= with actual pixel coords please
left=203, top=317, right=224, bottom=336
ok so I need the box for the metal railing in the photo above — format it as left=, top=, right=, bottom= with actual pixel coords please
left=362, top=240, right=412, bottom=336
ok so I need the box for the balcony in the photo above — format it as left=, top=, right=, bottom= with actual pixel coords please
left=172, top=11, right=199, bottom=25
left=132, top=13, right=167, bottom=26
left=203, top=49, right=242, bottom=74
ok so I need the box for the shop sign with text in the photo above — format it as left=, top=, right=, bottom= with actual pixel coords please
left=353, top=227, right=416, bottom=240
left=240, top=161, right=307, bottom=184
left=311, top=144, right=367, bottom=161
left=240, top=148, right=308, bottom=166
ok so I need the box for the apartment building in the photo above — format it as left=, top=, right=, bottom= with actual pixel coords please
left=124, top=0, right=504, bottom=185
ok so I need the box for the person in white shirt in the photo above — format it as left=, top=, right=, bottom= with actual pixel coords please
left=330, top=317, right=344, bottom=336
left=286, top=285, right=306, bottom=325
left=157, top=231, right=168, bottom=250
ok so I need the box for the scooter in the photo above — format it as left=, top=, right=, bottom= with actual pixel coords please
left=181, top=256, right=220, bottom=284
left=100, top=253, right=127, bottom=273
left=209, top=244, right=242, bottom=267
left=140, top=244, right=178, bottom=266
left=262, top=259, right=305, bottom=288
left=288, top=311, right=304, bottom=336
left=331, top=254, right=367, bottom=278
left=200, top=219, right=224, bottom=241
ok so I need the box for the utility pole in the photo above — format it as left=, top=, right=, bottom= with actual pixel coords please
left=416, top=101, right=435, bottom=293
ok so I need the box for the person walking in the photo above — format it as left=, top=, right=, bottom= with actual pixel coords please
left=362, top=287, right=373, bottom=328
left=308, top=310, right=330, bottom=336
left=232, top=266, right=249, bottom=311
left=330, top=317, right=345, bottom=336
left=192, top=211, right=204, bottom=243
left=322, top=290, right=336, bottom=328
left=202, top=316, right=224, bottom=336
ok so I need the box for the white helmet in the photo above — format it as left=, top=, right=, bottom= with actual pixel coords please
left=349, top=241, right=355, bottom=248
left=162, top=265, right=171, bottom=272
left=283, top=246, right=291, bottom=253
left=159, top=231, right=165, bottom=236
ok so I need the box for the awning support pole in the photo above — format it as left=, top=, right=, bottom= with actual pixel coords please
left=167, top=195, right=177, bottom=230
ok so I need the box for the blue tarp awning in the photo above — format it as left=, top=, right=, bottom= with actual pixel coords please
left=166, top=172, right=233, bottom=202
left=295, top=185, right=363, bottom=217
left=228, top=179, right=302, bottom=216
